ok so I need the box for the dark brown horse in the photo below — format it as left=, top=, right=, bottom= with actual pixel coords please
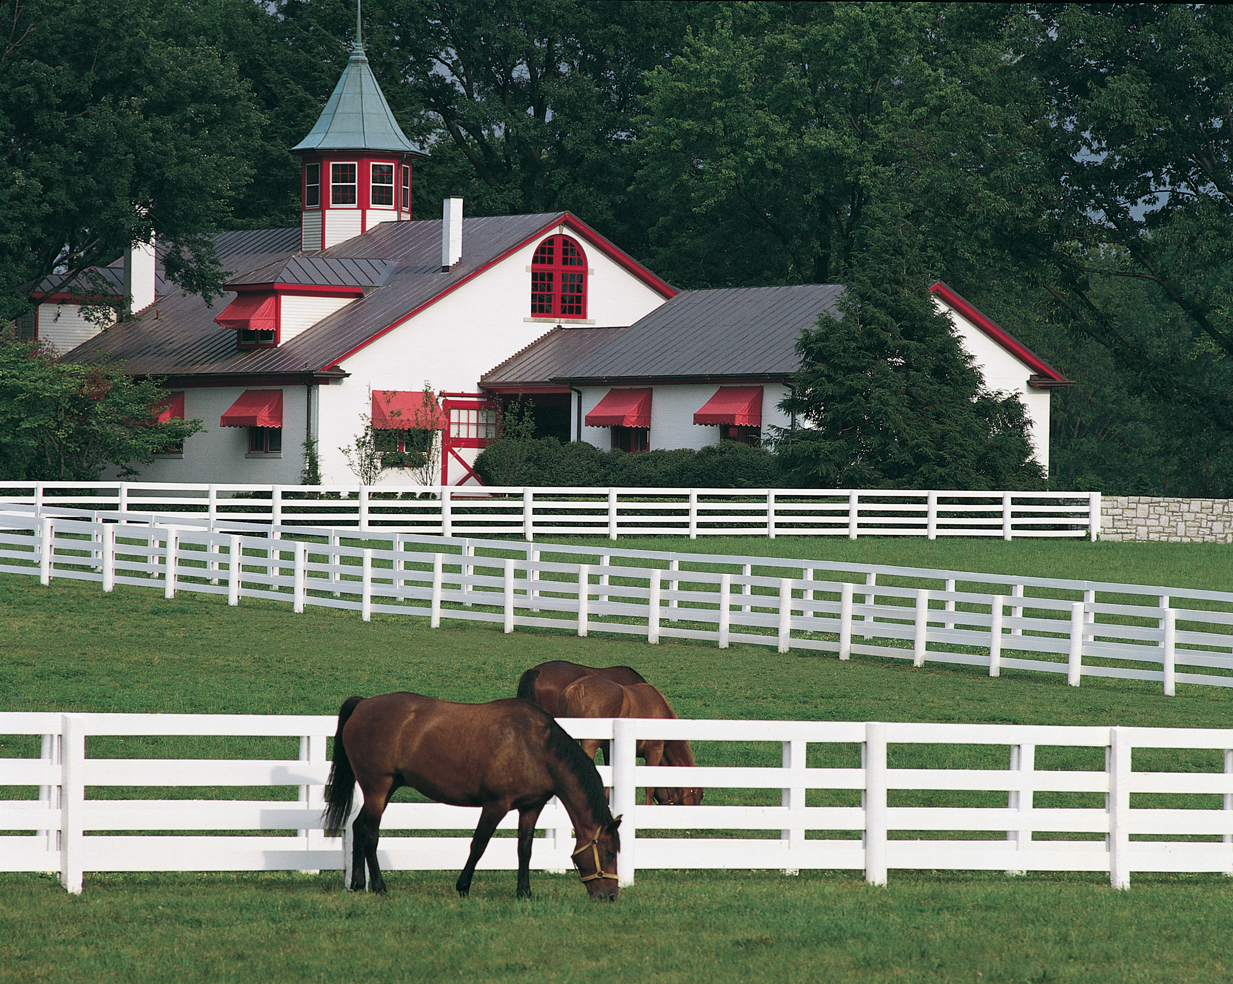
left=558, top=676, right=704, bottom=807
left=516, top=660, right=648, bottom=714
left=322, top=692, right=621, bottom=900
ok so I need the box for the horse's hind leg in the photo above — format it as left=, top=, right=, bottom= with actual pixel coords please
left=351, top=799, right=388, bottom=893
left=456, top=803, right=506, bottom=898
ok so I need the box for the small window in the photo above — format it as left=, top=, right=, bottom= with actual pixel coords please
left=371, top=163, right=394, bottom=207
left=248, top=427, right=282, bottom=455
left=305, top=162, right=321, bottom=208
left=374, top=427, right=434, bottom=468
left=400, top=165, right=411, bottom=211
left=237, top=327, right=277, bottom=349
left=720, top=425, right=761, bottom=447
left=331, top=162, right=357, bottom=205
left=530, top=235, right=588, bottom=319
left=611, top=427, right=649, bottom=453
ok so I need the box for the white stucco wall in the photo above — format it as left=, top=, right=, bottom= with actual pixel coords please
left=937, top=298, right=1052, bottom=473
left=573, top=382, right=793, bottom=453
left=315, top=231, right=670, bottom=486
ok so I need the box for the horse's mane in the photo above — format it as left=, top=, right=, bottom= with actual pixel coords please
left=543, top=715, right=619, bottom=837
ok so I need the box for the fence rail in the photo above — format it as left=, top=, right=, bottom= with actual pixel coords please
left=2, top=512, right=1231, bottom=695
left=4, top=712, right=1232, bottom=893
left=0, top=481, right=1102, bottom=541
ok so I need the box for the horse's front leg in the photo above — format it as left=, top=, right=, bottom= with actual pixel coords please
left=641, top=740, right=665, bottom=806
left=515, top=806, right=544, bottom=900
left=456, top=803, right=507, bottom=898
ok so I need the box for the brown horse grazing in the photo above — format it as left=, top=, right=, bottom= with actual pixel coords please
left=558, top=676, right=704, bottom=807
left=322, top=693, right=621, bottom=900
left=516, top=660, right=648, bottom=716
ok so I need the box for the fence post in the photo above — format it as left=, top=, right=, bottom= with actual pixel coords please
left=1224, top=749, right=1232, bottom=854
left=529, top=547, right=540, bottom=612
left=504, top=558, right=516, bottom=633
left=207, top=484, right=218, bottom=526
left=607, top=489, right=619, bottom=541
left=60, top=714, right=85, bottom=894
left=718, top=573, right=731, bottom=649
left=742, top=563, right=753, bottom=614
left=577, top=564, right=590, bottom=638
left=781, top=738, right=806, bottom=873
left=39, top=517, right=53, bottom=585
left=612, top=718, right=637, bottom=887
left=777, top=578, right=792, bottom=653
left=523, top=490, right=534, bottom=542
left=927, top=491, right=938, bottom=540
left=598, top=553, right=610, bottom=608
left=648, top=569, right=661, bottom=644
left=668, top=558, right=679, bottom=616
left=1108, top=727, right=1131, bottom=889
left=1011, top=583, right=1025, bottom=635
left=688, top=489, right=698, bottom=540
left=989, top=596, right=1004, bottom=677
left=441, top=486, right=452, bottom=538
left=462, top=540, right=474, bottom=607
left=864, top=572, right=876, bottom=624
left=767, top=490, right=776, bottom=539
left=228, top=535, right=241, bottom=606
left=272, top=485, right=284, bottom=529
left=1002, top=493, right=1014, bottom=541
left=361, top=549, right=372, bottom=622
left=1007, top=742, right=1034, bottom=874
left=840, top=582, right=853, bottom=660
left=1089, top=491, right=1102, bottom=542
left=101, top=525, right=115, bottom=593
left=358, top=487, right=370, bottom=533
left=848, top=491, right=859, bottom=540
left=164, top=528, right=178, bottom=599
left=1162, top=608, right=1176, bottom=697
left=39, top=732, right=61, bottom=857
left=294, top=541, right=307, bottom=613
left=117, top=483, right=128, bottom=519
left=864, top=722, right=888, bottom=886
left=431, top=554, right=443, bottom=628
left=1068, top=601, right=1084, bottom=686
left=913, top=589, right=929, bottom=667
left=943, top=578, right=956, bottom=631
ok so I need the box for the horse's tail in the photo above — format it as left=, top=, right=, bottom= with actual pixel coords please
left=322, top=695, right=365, bottom=833
left=516, top=667, right=540, bottom=704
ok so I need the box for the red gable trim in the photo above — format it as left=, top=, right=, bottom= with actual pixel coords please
left=693, top=386, right=763, bottom=426
left=929, top=281, right=1071, bottom=387
left=371, top=389, right=448, bottom=429
left=220, top=389, right=283, bottom=428
left=585, top=388, right=652, bottom=427
left=320, top=212, right=677, bottom=372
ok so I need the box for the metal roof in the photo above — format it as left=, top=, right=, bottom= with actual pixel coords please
left=291, top=42, right=426, bottom=156
left=481, top=326, right=631, bottom=388
left=227, top=255, right=395, bottom=289
left=548, top=284, right=846, bottom=383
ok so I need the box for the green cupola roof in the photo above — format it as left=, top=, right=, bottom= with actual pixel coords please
left=292, top=39, right=427, bottom=156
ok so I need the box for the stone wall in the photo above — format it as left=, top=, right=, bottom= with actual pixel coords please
left=1100, top=495, right=1233, bottom=543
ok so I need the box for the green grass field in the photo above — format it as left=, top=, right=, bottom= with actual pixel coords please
left=2, top=536, right=1233, bottom=983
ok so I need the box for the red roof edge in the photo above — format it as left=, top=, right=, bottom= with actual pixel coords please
left=929, top=281, right=1071, bottom=387
left=320, top=213, right=676, bottom=372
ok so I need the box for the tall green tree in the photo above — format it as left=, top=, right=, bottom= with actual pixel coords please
left=0, top=0, right=268, bottom=321
left=0, top=334, right=203, bottom=480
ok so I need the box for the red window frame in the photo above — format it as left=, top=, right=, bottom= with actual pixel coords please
left=530, top=235, right=587, bottom=319
left=331, top=162, right=357, bottom=206
left=720, top=424, right=761, bottom=447
left=400, top=165, right=411, bottom=211
left=371, top=163, right=394, bottom=207
left=610, top=426, right=649, bottom=453
left=247, top=427, right=283, bottom=455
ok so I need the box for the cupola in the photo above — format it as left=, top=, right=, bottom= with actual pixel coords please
left=291, top=4, right=428, bottom=251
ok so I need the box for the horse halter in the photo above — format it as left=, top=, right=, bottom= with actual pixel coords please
left=571, top=834, right=618, bottom=884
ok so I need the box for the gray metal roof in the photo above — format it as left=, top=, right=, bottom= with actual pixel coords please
left=59, top=212, right=624, bottom=380
left=227, top=255, right=395, bottom=289
left=291, top=42, right=426, bottom=156
left=533, top=284, right=846, bottom=383
left=481, top=326, right=632, bottom=388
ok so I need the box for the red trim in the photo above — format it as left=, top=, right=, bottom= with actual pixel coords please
left=320, top=213, right=676, bottom=371
left=586, top=388, right=652, bottom=428
left=220, top=389, right=283, bottom=428
left=929, top=281, right=1071, bottom=386
left=693, top=386, right=763, bottom=426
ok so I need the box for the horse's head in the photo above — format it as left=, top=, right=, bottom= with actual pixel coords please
left=572, top=817, right=621, bottom=901
left=651, top=785, right=705, bottom=806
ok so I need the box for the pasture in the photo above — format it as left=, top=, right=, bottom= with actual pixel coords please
left=3, top=535, right=1233, bottom=983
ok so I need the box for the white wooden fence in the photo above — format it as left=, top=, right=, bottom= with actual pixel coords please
left=2, top=512, right=1231, bottom=694
left=4, top=712, right=1232, bottom=893
left=0, top=481, right=1103, bottom=541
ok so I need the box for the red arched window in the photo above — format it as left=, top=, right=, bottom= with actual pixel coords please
left=531, top=235, right=587, bottom=319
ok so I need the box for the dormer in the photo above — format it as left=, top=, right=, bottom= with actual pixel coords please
left=214, top=255, right=394, bottom=349
left=290, top=18, right=427, bottom=252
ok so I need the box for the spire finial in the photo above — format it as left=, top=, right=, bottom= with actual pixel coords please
left=356, top=0, right=363, bottom=47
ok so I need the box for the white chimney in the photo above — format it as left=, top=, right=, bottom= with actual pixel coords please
left=125, top=236, right=157, bottom=315
left=441, top=197, right=463, bottom=271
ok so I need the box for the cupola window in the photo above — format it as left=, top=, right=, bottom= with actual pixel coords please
left=371, top=163, right=394, bottom=207
left=305, top=163, right=321, bottom=208
left=331, top=163, right=357, bottom=205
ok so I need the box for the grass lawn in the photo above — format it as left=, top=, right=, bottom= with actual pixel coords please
left=2, top=534, right=1233, bottom=983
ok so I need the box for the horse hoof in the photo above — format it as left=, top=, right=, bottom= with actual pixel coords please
left=456, top=888, right=470, bottom=898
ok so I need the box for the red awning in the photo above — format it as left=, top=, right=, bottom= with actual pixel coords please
left=153, top=392, right=185, bottom=423
left=220, top=390, right=283, bottom=428
left=693, top=386, right=763, bottom=426
left=371, top=390, right=448, bottom=430
left=214, top=292, right=277, bottom=332
left=585, top=388, right=652, bottom=428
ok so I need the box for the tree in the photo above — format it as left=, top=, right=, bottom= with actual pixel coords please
left=0, top=0, right=269, bottom=321
left=0, top=334, right=203, bottom=479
